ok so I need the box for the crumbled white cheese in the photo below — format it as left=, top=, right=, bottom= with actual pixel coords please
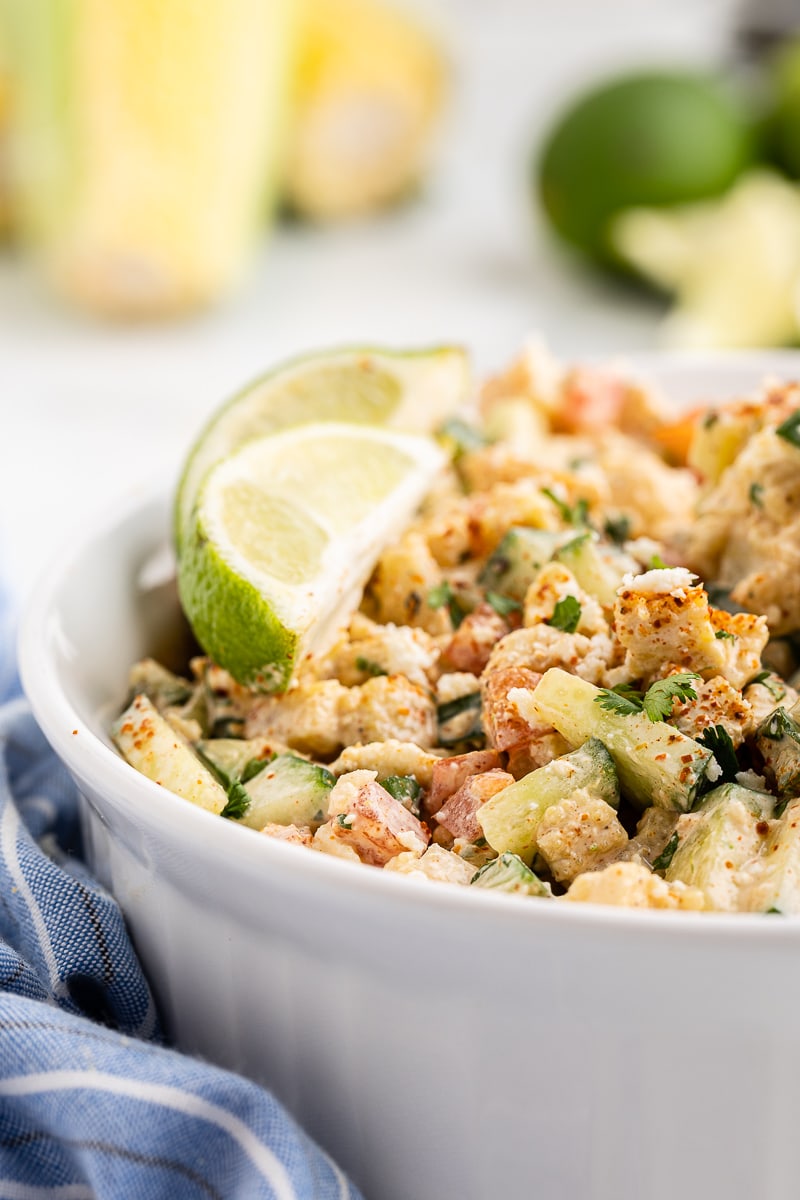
left=705, top=757, right=722, bottom=783
left=735, top=769, right=768, bottom=791
left=619, top=567, right=698, bottom=596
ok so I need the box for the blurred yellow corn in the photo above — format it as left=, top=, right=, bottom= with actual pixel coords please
left=0, top=20, right=11, bottom=236
left=7, top=0, right=295, bottom=318
left=285, top=0, right=445, bottom=220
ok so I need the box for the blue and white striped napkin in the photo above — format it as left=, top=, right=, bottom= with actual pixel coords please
left=0, top=580, right=362, bottom=1200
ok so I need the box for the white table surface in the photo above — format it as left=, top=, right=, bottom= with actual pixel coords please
left=0, top=0, right=740, bottom=595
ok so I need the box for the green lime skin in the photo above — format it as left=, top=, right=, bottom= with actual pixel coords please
left=537, top=71, right=755, bottom=263
left=763, top=40, right=800, bottom=179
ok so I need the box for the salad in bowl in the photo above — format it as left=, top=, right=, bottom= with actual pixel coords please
left=110, top=340, right=800, bottom=915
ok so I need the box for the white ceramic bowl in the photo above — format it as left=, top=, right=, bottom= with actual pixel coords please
left=20, top=354, right=800, bottom=1200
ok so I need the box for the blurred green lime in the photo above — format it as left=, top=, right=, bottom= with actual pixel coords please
left=537, top=71, right=755, bottom=264
left=764, top=40, right=800, bottom=179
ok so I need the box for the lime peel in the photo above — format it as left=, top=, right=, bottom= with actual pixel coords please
left=178, top=422, right=446, bottom=691
left=175, top=344, right=469, bottom=550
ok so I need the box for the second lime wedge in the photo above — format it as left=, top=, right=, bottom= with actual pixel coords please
left=178, top=422, right=445, bottom=690
left=175, top=344, right=469, bottom=549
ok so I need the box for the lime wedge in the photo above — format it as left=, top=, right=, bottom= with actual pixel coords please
left=178, top=422, right=445, bottom=691
left=175, top=345, right=469, bottom=549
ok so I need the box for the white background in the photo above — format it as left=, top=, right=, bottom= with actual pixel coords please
left=0, top=0, right=741, bottom=591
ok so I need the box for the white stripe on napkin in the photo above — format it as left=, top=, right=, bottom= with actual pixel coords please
left=0, top=1071, right=299, bottom=1200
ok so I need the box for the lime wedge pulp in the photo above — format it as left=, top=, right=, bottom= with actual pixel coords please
left=178, top=422, right=446, bottom=691
left=175, top=345, right=469, bottom=550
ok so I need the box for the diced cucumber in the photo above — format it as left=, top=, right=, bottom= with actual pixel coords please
left=665, top=784, right=773, bottom=911
left=111, top=694, right=227, bottom=815
left=236, top=753, right=335, bottom=831
left=382, top=775, right=422, bottom=816
left=195, top=738, right=276, bottom=788
left=477, top=737, right=618, bottom=864
left=740, top=798, right=800, bottom=914
left=128, top=658, right=194, bottom=710
left=470, top=851, right=552, bottom=897
left=554, top=531, right=627, bottom=607
left=515, top=668, right=713, bottom=812
left=478, top=527, right=566, bottom=602
left=755, top=707, right=800, bottom=800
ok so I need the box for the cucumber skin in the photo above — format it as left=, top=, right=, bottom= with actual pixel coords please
left=477, top=737, right=618, bottom=864
left=238, top=753, right=334, bottom=830
left=514, top=668, right=713, bottom=812
left=755, top=708, right=800, bottom=798
left=666, top=784, right=773, bottom=910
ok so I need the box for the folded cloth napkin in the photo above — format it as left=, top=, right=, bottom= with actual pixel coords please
left=0, top=582, right=362, bottom=1200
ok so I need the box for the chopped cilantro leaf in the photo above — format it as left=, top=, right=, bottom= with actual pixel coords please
left=336, top=813, right=355, bottom=829
left=485, top=591, right=521, bottom=617
left=594, top=688, right=644, bottom=716
left=749, top=481, right=764, bottom=508
left=642, top=673, right=700, bottom=722
left=594, top=676, right=700, bottom=722
left=437, top=417, right=487, bottom=459
left=603, top=514, right=631, bottom=545
left=698, top=724, right=739, bottom=783
left=715, top=630, right=735, bottom=641
left=766, top=907, right=783, bottom=915
left=437, top=691, right=482, bottom=725
left=746, top=670, right=786, bottom=701
left=540, top=487, right=589, bottom=527
left=649, top=554, right=668, bottom=570
left=427, top=580, right=467, bottom=628
left=651, top=832, right=679, bottom=872
left=776, top=408, right=800, bottom=448
left=240, top=757, right=271, bottom=784
left=546, top=594, right=582, bottom=634
left=355, top=656, right=387, bottom=677
left=221, top=781, right=251, bottom=821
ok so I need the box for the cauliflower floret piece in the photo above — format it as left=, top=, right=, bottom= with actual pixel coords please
left=384, top=843, right=476, bottom=885
left=457, top=442, right=550, bottom=492
left=566, top=861, right=705, bottom=910
left=743, top=675, right=799, bottom=726
left=414, top=496, right=472, bottom=566
left=260, top=823, right=313, bottom=847
left=613, top=572, right=768, bottom=688
left=338, top=675, right=437, bottom=749
left=442, top=603, right=511, bottom=675
left=483, top=625, right=613, bottom=687
left=535, top=789, right=629, bottom=884
left=671, top=675, right=753, bottom=747
left=312, top=822, right=361, bottom=862
left=479, top=337, right=562, bottom=421
left=324, top=770, right=429, bottom=866
left=318, top=616, right=439, bottom=689
left=594, top=431, right=697, bottom=542
left=686, top=421, right=800, bottom=635
left=523, top=563, right=607, bottom=635
left=709, top=611, right=771, bottom=690
left=465, top=480, right=561, bottom=556
left=367, top=532, right=452, bottom=635
left=330, top=740, right=441, bottom=789
left=435, top=768, right=515, bottom=841
left=245, top=680, right=349, bottom=757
